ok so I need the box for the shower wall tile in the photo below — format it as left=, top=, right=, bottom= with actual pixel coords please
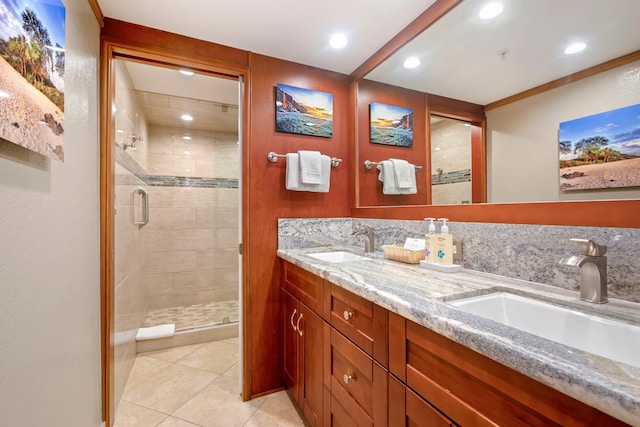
left=217, top=189, right=239, bottom=209
left=212, top=209, right=239, bottom=229
left=146, top=207, right=196, bottom=230
left=174, top=187, right=217, bottom=208
left=146, top=272, right=173, bottom=294
left=212, top=248, right=238, bottom=266
left=173, top=271, right=215, bottom=292
left=217, top=229, right=238, bottom=249
left=195, top=207, right=214, bottom=228
left=148, top=251, right=198, bottom=273
left=148, top=187, right=174, bottom=208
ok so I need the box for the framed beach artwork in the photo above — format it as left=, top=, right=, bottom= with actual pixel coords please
left=370, top=102, right=413, bottom=147
left=275, top=83, right=333, bottom=138
left=559, top=103, right=640, bottom=191
left=0, top=0, right=65, bottom=161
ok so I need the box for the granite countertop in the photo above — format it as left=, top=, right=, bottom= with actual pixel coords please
left=277, top=246, right=640, bottom=426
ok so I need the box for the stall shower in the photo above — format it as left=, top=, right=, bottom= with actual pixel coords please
left=112, top=58, right=241, bottom=405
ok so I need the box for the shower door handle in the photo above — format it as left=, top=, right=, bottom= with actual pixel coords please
left=131, top=187, right=149, bottom=226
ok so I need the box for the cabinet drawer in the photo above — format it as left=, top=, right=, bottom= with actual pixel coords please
left=330, top=394, right=363, bottom=427
left=330, top=328, right=387, bottom=426
left=399, top=319, right=629, bottom=427
left=329, top=284, right=388, bottom=364
left=389, top=374, right=455, bottom=427
left=282, top=261, right=327, bottom=317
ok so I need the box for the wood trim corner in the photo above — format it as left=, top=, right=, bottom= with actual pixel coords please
left=350, top=0, right=462, bottom=81
left=87, top=0, right=104, bottom=28
left=485, top=50, right=640, bottom=111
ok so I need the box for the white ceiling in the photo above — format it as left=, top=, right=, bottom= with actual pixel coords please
left=366, top=0, right=640, bottom=105
left=107, top=0, right=640, bottom=129
left=103, top=0, right=438, bottom=135
left=98, top=0, right=435, bottom=75
left=124, top=61, right=239, bottom=133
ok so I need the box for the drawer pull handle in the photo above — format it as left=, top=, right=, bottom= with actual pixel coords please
left=290, top=309, right=297, bottom=331
left=296, top=313, right=304, bottom=336
left=343, top=374, right=353, bottom=385
left=343, top=310, right=353, bottom=320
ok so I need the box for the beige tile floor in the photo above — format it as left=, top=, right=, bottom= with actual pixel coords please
left=114, top=337, right=305, bottom=427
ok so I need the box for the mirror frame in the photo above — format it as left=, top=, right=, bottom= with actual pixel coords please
left=350, top=0, right=640, bottom=228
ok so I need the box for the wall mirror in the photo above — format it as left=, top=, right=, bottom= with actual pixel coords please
left=355, top=0, right=640, bottom=209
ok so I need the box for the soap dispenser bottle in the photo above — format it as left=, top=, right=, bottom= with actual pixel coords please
left=424, top=218, right=437, bottom=263
left=435, top=218, right=453, bottom=265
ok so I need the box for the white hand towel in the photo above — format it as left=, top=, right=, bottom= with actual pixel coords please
left=136, top=324, right=175, bottom=341
left=377, top=160, right=417, bottom=195
left=390, top=158, right=413, bottom=188
left=286, top=153, right=331, bottom=193
left=298, top=150, right=322, bottom=184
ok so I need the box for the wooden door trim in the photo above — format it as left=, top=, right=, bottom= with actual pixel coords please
left=100, top=25, right=251, bottom=425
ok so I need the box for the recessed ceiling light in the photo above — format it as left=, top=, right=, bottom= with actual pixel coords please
left=179, top=69, right=194, bottom=76
left=329, top=34, right=348, bottom=49
left=479, top=2, right=504, bottom=19
left=181, top=114, right=194, bottom=121
left=182, top=135, right=192, bottom=140
left=116, top=129, right=124, bottom=134
left=0, top=90, right=10, bottom=98
left=403, top=57, right=421, bottom=69
left=184, top=151, right=191, bottom=155
left=564, top=42, right=587, bottom=55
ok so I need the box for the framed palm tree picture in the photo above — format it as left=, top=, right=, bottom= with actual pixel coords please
left=559, top=103, right=640, bottom=191
left=0, top=0, right=65, bottom=161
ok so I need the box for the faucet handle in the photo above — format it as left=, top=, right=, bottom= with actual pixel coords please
left=570, top=238, right=607, bottom=256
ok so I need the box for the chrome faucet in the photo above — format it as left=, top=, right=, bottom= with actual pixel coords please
left=559, top=238, right=608, bottom=304
left=352, top=225, right=375, bottom=253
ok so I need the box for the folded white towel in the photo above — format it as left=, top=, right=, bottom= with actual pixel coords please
left=377, top=160, right=417, bottom=195
left=298, top=150, right=322, bottom=184
left=136, top=324, right=175, bottom=341
left=286, top=153, right=331, bottom=192
left=390, top=158, right=413, bottom=188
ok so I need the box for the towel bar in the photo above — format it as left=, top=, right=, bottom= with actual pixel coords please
left=267, top=151, right=342, bottom=168
left=364, top=160, right=423, bottom=170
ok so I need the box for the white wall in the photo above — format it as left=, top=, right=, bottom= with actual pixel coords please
left=487, top=60, right=640, bottom=203
left=0, top=1, right=102, bottom=425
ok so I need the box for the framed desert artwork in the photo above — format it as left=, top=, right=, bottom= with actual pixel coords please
left=275, top=83, right=333, bottom=138
left=0, top=0, right=65, bottom=161
left=370, top=102, right=413, bottom=147
left=559, top=103, right=640, bottom=191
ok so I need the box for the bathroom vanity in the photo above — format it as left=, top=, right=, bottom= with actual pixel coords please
left=278, top=247, right=640, bottom=426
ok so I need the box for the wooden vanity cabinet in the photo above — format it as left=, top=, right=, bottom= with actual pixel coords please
left=281, top=262, right=330, bottom=427
left=389, top=312, right=629, bottom=427
left=281, top=260, right=389, bottom=426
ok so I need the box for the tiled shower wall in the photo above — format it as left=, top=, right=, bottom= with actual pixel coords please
left=113, top=61, right=149, bottom=407
left=141, top=126, right=239, bottom=311
left=430, top=119, right=472, bottom=205
left=145, top=185, right=239, bottom=310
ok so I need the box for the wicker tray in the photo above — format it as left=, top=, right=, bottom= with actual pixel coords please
left=382, top=244, right=425, bottom=264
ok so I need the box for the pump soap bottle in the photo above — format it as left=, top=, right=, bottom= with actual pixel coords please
left=424, top=218, right=437, bottom=264
left=435, top=218, right=453, bottom=265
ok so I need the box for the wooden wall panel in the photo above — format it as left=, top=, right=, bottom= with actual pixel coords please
left=352, top=199, right=640, bottom=228
left=357, top=79, right=428, bottom=206
left=247, top=53, right=352, bottom=396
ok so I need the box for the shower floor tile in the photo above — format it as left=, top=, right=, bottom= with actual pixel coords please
left=142, top=301, right=239, bottom=331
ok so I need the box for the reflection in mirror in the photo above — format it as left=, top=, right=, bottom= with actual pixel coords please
left=359, top=0, right=640, bottom=205
left=430, top=116, right=471, bottom=205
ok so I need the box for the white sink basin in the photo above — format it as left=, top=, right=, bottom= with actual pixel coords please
left=308, top=251, right=371, bottom=263
left=449, top=292, right=640, bottom=368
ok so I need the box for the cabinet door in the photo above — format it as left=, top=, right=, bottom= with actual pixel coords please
left=281, top=288, right=299, bottom=401
left=299, top=302, right=325, bottom=427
